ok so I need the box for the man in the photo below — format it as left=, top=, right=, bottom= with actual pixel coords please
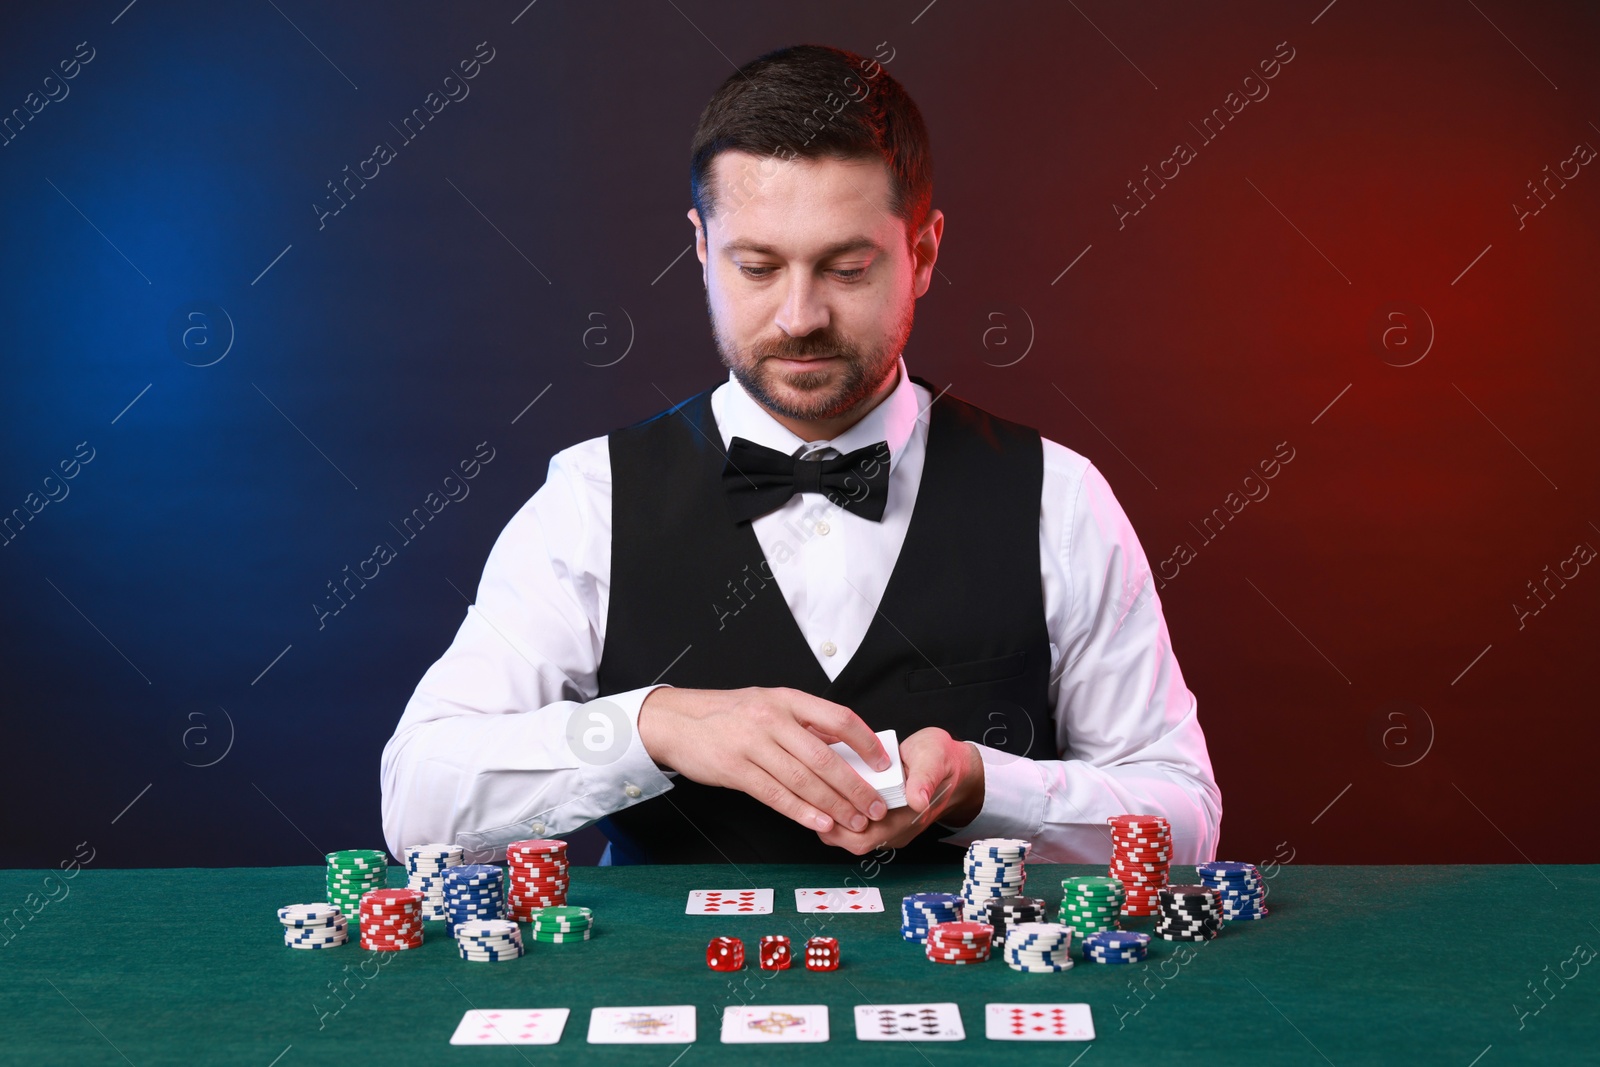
left=381, top=44, right=1221, bottom=866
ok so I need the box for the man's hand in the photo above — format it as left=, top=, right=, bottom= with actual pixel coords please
left=817, top=727, right=985, bottom=855
left=637, top=686, right=892, bottom=834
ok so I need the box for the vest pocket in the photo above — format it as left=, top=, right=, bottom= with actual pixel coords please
left=904, top=650, right=1027, bottom=692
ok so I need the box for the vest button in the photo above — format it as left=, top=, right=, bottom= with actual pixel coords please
left=821, top=641, right=837, bottom=657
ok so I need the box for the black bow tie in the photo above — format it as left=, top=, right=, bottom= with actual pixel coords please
left=721, top=436, right=891, bottom=523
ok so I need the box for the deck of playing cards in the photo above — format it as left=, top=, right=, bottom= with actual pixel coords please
left=829, top=728, right=906, bottom=809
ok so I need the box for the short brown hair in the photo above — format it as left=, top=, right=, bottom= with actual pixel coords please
left=689, top=44, right=933, bottom=244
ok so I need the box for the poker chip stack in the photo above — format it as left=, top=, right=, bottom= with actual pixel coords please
left=900, top=892, right=963, bottom=942
left=758, top=934, right=792, bottom=970
left=1108, top=813, right=1172, bottom=917
left=1154, top=884, right=1223, bottom=941
left=804, top=935, right=839, bottom=971
left=325, top=849, right=388, bottom=927
left=1057, top=875, right=1125, bottom=938
left=443, top=864, right=506, bottom=937
left=706, top=936, right=745, bottom=971
left=1002, top=922, right=1075, bottom=973
left=960, top=838, right=1030, bottom=915
left=506, top=838, right=570, bottom=920
left=1081, top=930, right=1150, bottom=964
left=403, top=843, right=462, bottom=921
left=279, top=903, right=347, bottom=950
left=1197, top=861, right=1268, bottom=920
left=531, top=904, right=593, bottom=943
left=977, top=895, right=1047, bottom=947
left=455, top=919, right=524, bottom=962
left=358, top=888, right=424, bottom=951
left=925, top=921, right=994, bottom=965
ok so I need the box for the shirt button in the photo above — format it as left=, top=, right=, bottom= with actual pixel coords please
left=815, top=521, right=830, bottom=535
left=624, top=783, right=642, bottom=798
left=531, top=821, right=546, bottom=834
left=821, top=641, right=837, bottom=657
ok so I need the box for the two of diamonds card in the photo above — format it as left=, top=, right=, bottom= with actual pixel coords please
left=794, top=886, right=884, bottom=913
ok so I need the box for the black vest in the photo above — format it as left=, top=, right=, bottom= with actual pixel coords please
left=596, top=374, right=1055, bottom=864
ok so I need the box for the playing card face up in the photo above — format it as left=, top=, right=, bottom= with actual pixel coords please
left=685, top=888, right=774, bottom=915
left=794, top=886, right=885, bottom=913
left=828, top=728, right=906, bottom=808
left=721, top=1004, right=829, bottom=1043
left=985, top=1002, right=1095, bottom=1041
left=449, top=1008, right=570, bottom=1045
left=587, top=1005, right=696, bottom=1044
left=854, top=1002, right=965, bottom=1041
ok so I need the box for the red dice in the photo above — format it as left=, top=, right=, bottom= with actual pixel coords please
left=804, top=935, right=839, bottom=971
left=757, top=934, right=791, bottom=970
left=706, top=936, right=744, bottom=971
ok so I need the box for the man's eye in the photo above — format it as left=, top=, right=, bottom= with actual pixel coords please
left=833, top=268, right=866, bottom=281
left=739, top=266, right=774, bottom=279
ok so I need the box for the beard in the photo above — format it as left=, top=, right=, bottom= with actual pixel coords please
left=710, top=291, right=915, bottom=423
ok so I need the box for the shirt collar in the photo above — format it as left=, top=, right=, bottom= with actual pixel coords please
left=712, top=355, right=919, bottom=468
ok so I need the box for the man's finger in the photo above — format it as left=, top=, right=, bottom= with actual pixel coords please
left=742, top=765, right=835, bottom=833
left=902, top=744, right=957, bottom=814
left=759, top=741, right=874, bottom=832
left=796, top=700, right=890, bottom=772
left=780, top=725, right=888, bottom=822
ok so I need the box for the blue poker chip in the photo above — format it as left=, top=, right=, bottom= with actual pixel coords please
left=1196, top=861, right=1258, bottom=877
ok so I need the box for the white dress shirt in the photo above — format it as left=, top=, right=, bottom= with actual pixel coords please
left=380, top=357, right=1222, bottom=864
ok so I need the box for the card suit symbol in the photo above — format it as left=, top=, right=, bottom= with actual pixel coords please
left=848, top=903, right=864, bottom=910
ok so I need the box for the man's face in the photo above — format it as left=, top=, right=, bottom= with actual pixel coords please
left=690, top=151, right=939, bottom=425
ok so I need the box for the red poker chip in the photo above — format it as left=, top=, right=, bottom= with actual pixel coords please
left=507, top=838, right=567, bottom=854
left=362, top=888, right=423, bottom=905
left=930, top=921, right=992, bottom=938
left=1108, top=814, right=1169, bottom=827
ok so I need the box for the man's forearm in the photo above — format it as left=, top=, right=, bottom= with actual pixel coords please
left=379, top=686, right=673, bottom=859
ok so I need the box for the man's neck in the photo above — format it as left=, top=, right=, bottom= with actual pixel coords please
left=763, top=361, right=900, bottom=442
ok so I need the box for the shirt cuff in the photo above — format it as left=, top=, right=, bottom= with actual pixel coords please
left=454, top=685, right=677, bottom=859
left=935, top=741, right=1047, bottom=846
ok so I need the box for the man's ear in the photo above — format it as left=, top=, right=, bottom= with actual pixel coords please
left=687, top=208, right=708, bottom=284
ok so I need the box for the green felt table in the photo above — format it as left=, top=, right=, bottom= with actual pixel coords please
left=3, top=863, right=1596, bottom=1066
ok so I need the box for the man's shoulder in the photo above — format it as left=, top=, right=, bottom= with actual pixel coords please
left=1040, top=434, right=1094, bottom=489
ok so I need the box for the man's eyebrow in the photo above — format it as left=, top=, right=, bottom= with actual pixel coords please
left=721, top=236, right=884, bottom=258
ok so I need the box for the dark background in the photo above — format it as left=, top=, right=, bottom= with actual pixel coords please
left=2, top=0, right=1594, bottom=871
